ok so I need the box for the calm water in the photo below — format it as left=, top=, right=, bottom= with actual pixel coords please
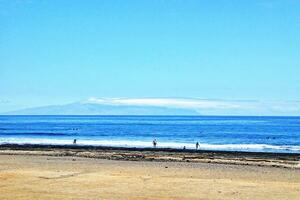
left=0, top=115, right=300, bottom=153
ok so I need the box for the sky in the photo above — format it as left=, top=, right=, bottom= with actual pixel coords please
left=0, top=0, right=300, bottom=115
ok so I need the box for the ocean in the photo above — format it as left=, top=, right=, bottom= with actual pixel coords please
left=0, top=115, right=300, bottom=153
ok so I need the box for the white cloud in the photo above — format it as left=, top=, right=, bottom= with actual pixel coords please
left=85, top=97, right=242, bottom=110
left=83, top=97, right=300, bottom=115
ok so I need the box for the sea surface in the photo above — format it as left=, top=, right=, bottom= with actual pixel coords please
left=0, top=115, right=300, bottom=153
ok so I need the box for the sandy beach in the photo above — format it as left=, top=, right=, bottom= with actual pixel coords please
left=0, top=145, right=299, bottom=200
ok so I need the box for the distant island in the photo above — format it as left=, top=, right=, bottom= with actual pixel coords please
left=3, top=102, right=199, bottom=115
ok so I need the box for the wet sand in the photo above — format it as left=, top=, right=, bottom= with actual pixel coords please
left=0, top=145, right=300, bottom=199
left=1, top=144, right=300, bottom=168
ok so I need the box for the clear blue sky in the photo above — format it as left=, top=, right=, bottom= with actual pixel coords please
left=1, top=0, right=300, bottom=113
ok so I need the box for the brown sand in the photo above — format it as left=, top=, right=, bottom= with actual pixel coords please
left=1, top=154, right=300, bottom=200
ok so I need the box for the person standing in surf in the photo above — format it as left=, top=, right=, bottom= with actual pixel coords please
left=196, top=142, right=199, bottom=150
left=153, top=139, right=157, bottom=148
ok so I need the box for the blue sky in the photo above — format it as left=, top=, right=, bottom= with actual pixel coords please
left=1, top=0, right=300, bottom=114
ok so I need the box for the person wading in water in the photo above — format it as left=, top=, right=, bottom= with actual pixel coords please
left=153, top=139, right=157, bottom=148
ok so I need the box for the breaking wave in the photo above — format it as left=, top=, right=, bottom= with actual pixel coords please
left=1, top=138, right=300, bottom=153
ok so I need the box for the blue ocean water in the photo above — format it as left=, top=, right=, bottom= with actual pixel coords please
left=0, top=115, right=300, bottom=153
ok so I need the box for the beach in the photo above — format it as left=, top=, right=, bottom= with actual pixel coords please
left=1, top=145, right=300, bottom=200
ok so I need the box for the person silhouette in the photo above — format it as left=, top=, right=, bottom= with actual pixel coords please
left=196, top=142, right=199, bottom=150
left=73, top=139, right=77, bottom=145
left=153, top=139, right=157, bottom=148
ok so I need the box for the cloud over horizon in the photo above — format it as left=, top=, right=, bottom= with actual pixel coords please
left=2, top=97, right=300, bottom=116
left=85, top=97, right=241, bottom=109
left=84, top=97, right=300, bottom=116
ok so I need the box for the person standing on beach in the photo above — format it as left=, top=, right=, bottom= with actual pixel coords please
left=196, top=142, right=199, bottom=150
left=73, top=139, right=77, bottom=145
left=153, top=139, right=157, bottom=148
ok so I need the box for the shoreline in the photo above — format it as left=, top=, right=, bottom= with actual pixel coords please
left=1, top=144, right=299, bottom=169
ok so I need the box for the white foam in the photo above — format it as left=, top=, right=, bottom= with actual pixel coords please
left=1, top=137, right=300, bottom=152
